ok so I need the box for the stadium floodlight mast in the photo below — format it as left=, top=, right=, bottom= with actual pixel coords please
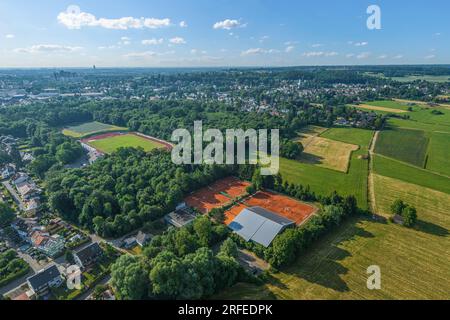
left=171, top=121, right=279, bottom=176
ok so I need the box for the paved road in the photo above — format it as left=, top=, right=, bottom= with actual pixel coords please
left=2, top=181, right=24, bottom=210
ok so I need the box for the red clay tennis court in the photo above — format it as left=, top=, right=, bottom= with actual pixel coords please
left=224, top=190, right=318, bottom=226
left=185, top=177, right=251, bottom=214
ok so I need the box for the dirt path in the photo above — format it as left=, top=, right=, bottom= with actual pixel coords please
left=367, top=131, right=379, bottom=214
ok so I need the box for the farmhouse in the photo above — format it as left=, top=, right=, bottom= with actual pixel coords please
left=229, top=206, right=295, bottom=247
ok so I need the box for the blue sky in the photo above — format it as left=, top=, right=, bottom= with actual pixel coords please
left=0, top=0, right=448, bottom=67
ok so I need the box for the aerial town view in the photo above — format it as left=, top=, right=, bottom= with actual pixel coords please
left=0, top=0, right=448, bottom=315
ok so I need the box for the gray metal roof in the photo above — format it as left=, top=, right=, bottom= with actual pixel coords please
left=229, top=206, right=295, bottom=247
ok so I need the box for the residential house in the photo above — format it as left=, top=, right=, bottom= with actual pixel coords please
left=31, top=231, right=65, bottom=258
left=165, top=203, right=197, bottom=228
left=122, top=236, right=137, bottom=249
left=1, top=164, right=15, bottom=179
left=27, top=265, right=63, bottom=297
left=24, top=198, right=40, bottom=216
left=74, top=243, right=103, bottom=270
left=136, top=231, right=151, bottom=247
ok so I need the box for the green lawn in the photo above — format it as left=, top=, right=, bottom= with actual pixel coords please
left=280, top=127, right=372, bottom=210
left=89, top=134, right=165, bottom=154
left=374, top=128, right=429, bottom=167
left=63, top=121, right=128, bottom=138
left=426, top=132, right=450, bottom=176
left=373, top=155, right=450, bottom=194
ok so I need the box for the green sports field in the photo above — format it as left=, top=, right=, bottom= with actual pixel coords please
left=88, top=134, right=166, bottom=154
left=374, top=128, right=429, bottom=167
left=62, top=121, right=128, bottom=138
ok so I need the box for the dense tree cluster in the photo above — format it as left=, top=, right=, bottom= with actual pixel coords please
left=46, top=148, right=244, bottom=238
left=111, top=217, right=247, bottom=300
left=0, top=203, right=15, bottom=228
left=390, top=199, right=418, bottom=227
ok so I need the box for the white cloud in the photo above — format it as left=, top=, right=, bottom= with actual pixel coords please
left=259, top=35, right=269, bottom=43
left=356, top=52, right=370, bottom=59
left=311, top=43, right=323, bottom=48
left=179, top=21, right=188, bottom=28
left=393, top=54, right=404, bottom=59
left=14, top=44, right=83, bottom=54
left=346, top=53, right=355, bottom=58
left=124, top=51, right=157, bottom=59
left=284, top=41, right=298, bottom=46
left=213, top=19, right=243, bottom=30
left=354, top=41, right=368, bottom=47
left=285, top=46, right=295, bottom=53
left=98, top=45, right=118, bottom=50
left=424, top=54, right=435, bottom=60
left=434, top=32, right=441, bottom=36
left=169, top=37, right=186, bottom=44
left=57, top=5, right=171, bottom=30
left=118, top=36, right=131, bottom=45
left=241, top=48, right=271, bottom=56
left=5, top=34, right=15, bottom=39
left=377, top=54, right=388, bottom=59
left=142, top=38, right=164, bottom=45
left=303, top=51, right=338, bottom=57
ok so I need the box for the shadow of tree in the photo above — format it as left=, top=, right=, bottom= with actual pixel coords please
left=299, top=152, right=324, bottom=165
left=415, top=220, right=449, bottom=237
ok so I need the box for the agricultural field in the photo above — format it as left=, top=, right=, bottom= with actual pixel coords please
left=364, top=100, right=412, bottom=111
left=62, top=121, right=128, bottom=138
left=218, top=175, right=450, bottom=300
left=373, top=174, right=450, bottom=225
left=280, top=127, right=373, bottom=210
left=426, top=132, right=450, bottom=176
left=374, top=128, right=429, bottom=167
left=296, top=127, right=358, bottom=172
left=390, top=75, right=450, bottom=83
left=388, top=117, right=450, bottom=134
left=373, top=155, right=450, bottom=194
left=217, top=206, right=450, bottom=300
left=320, top=127, right=373, bottom=148
left=87, top=133, right=169, bottom=154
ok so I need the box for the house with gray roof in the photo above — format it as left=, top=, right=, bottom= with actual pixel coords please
left=27, top=265, right=62, bottom=296
left=228, top=206, right=295, bottom=247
